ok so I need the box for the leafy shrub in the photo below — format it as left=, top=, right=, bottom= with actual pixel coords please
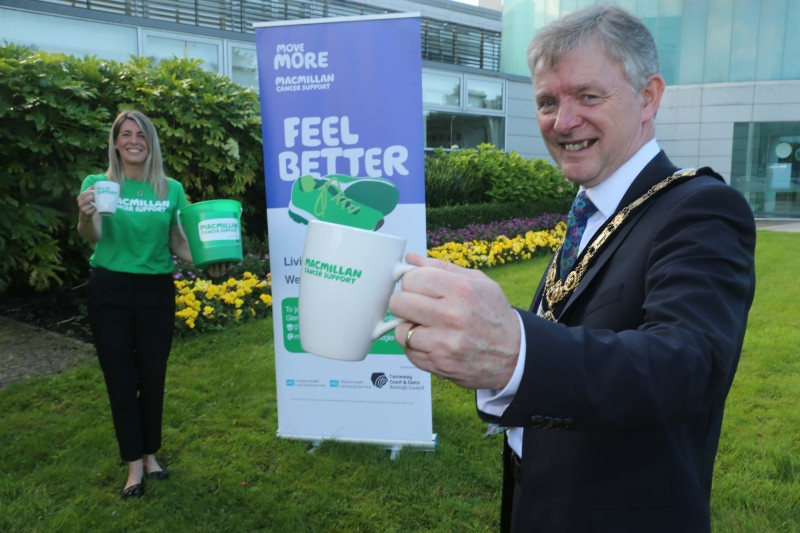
left=0, top=44, right=264, bottom=294
left=484, top=150, right=575, bottom=205
left=424, top=144, right=577, bottom=209
left=424, top=147, right=488, bottom=206
left=0, top=44, right=114, bottom=293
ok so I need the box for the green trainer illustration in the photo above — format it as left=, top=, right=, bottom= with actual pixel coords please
left=289, top=174, right=386, bottom=231
left=320, top=174, right=399, bottom=216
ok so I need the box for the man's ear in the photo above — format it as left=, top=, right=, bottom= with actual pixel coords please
left=641, top=74, right=665, bottom=121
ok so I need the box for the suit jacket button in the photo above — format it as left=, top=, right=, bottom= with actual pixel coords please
left=528, top=415, right=545, bottom=426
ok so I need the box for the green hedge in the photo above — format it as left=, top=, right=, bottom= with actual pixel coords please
left=424, top=144, right=576, bottom=209
left=0, top=44, right=263, bottom=294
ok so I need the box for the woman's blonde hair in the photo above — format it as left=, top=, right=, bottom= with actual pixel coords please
left=106, top=110, right=168, bottom=200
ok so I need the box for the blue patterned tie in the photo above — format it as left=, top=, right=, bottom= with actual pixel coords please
left=560, top=191, right=598, bottom=280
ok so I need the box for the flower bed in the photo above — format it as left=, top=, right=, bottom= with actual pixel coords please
left=427, top=214, right=566, bottom=248
left=174, top=271, right=272, bottom=334
left=173, top=217, right=566, bottom=333
left=428, top=221, right=565, bottom=269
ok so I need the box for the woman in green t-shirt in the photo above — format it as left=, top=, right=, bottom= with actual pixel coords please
left=76, top=110, right=227, bottom=499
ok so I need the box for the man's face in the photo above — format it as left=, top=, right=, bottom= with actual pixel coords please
left=534, top=45, right=660, bottom=187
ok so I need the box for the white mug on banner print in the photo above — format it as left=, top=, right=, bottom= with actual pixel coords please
left=298, top=220, right=415, bottom=361
left=92, top=181, right=120, bottom=216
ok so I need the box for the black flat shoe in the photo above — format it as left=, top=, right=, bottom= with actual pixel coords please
left=146, top=470, right=170, bottom=480
left=121, top=482, right=144, bottom=499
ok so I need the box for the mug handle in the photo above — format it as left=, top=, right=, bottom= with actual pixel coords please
left=87, top=186, right=97, bottom=208
left=370, top=263, right=416, bottom=340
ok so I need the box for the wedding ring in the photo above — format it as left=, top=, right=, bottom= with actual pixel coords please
left=405, top=324, right=420, bottom=351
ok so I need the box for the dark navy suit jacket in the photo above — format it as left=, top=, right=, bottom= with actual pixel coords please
left=479, top=152, right=756, bottom=532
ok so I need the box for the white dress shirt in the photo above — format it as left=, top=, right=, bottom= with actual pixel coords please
left=476, top=140, right=661, bottom=457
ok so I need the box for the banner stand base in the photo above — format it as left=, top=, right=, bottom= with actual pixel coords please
left=287, top=433, right=439, bottom=461
left=307, top=440, right=323, bottom=454
left=389, top=445, right=402, bottom=461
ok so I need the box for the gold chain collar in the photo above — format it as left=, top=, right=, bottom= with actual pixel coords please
left=540, top=168, right=700, bottom=323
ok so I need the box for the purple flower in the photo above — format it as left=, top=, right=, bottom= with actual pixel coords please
left=427, top=213, right=566, bottom=247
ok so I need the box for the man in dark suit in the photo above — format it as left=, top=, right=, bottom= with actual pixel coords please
left=389, top=5, right=756, bottom=532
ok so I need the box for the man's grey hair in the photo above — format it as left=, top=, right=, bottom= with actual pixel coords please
left=528, top=4, right=659, bottom=91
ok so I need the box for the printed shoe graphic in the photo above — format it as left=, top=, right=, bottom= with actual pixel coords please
left=289, top=174, right=385, bottom=231
left=322, top=174, right=399, bottom=216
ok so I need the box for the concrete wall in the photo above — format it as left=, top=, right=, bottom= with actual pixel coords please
left=656, top=80, right=800, bottom=183
left=504, top=78, right=800, bottom=185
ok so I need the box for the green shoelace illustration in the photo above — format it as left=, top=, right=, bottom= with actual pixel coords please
left=313, top=177, right=361, bottom=217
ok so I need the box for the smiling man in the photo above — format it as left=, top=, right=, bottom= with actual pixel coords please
left=389, top=5, right=756, bottom=532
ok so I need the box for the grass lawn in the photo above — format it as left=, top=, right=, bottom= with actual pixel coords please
left=0, top=232, right=797, bottom=532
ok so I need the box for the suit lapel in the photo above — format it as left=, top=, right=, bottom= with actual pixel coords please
left=534, top=152, right=679, bottom=316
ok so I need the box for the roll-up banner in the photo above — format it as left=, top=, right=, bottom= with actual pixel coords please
left=254, top=14, right=435, bottom=452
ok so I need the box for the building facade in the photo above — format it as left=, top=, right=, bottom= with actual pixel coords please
left=4, top=0, right=797, bottom=218
left=0, top=0, right=525, bottom=155
left=503, top=0, right=800, bottom=219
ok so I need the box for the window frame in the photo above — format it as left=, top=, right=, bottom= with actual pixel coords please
left=141, top=29, right=223, bottom=73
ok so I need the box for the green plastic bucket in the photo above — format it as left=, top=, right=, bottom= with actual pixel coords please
left=178, top=199, right=243, bottom=268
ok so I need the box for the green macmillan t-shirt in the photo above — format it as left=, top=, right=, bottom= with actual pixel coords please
left=81, top=174, right=188, bottom=275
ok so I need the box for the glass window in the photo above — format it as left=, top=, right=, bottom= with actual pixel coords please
left=144, top=32, right=220, bottom=72
left=731, top=122, right=800, bottom=218
left=423, top=71, right=461, bottom=108
left=0, top=8, right=137, bottom=62
left=729, top=0, right=759, bottom=82
left=704, top=0, right=733, bottom=83
left=424, top=111, right=504, bottom=150
left=229, top=44, right=258, bottom=90
left=784, top=0, right=800, bottom=79
left=467, top=78, right=504, bottom=111
left=755, top=0, right=788, bottom=81
left=678, top=1, right=707, bottom=84
left=651, top=15, right=681, bottom=86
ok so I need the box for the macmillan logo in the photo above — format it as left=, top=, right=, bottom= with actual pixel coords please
left=371, top=372, right=388, bottom=388
left=273, top=42, right=334, bottom=93
left=303, top=257, right=362, bottom=285
left=198, top=218, right=240, bottom=242
left=118, top=198, right=171, bottom=213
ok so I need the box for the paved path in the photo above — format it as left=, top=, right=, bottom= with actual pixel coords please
left=0, top=316, right=95, bottom=389
left=755, top=219, right=800, bottom=232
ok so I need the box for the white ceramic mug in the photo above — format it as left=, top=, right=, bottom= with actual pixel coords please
left=299, top=220, right=415, bottom=361
left=93, top=181, right=120, bottom=216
